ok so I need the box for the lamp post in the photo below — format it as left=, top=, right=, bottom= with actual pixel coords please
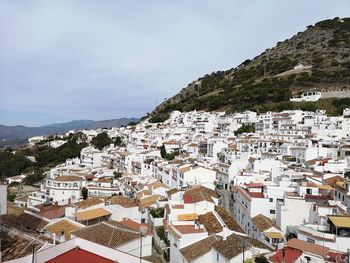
left=139, top=226, right=148, bottom=263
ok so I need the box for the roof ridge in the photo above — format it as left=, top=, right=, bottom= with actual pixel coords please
left=107, top=226, right=117, bottom=247
left=105, top=221, right=141, bottom=235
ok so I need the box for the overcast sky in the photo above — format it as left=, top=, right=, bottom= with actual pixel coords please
left=1, top=0, right=349, bottom=126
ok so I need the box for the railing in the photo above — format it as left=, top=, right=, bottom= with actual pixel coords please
left=298, top=225, right=335, bottom=241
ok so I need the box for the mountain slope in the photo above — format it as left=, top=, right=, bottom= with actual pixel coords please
left=154, top=17, right=350, bottom=116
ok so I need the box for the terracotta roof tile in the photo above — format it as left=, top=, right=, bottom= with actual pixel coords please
left=76, top=208, right=111, bottom=221
left=46, top=219, right=83, bottom=240
left=75, top=197, right=104, bottom=209
left=198, top=212, right=223, bottom=234
left=184, top=186, right=218, bottom=204
left=54, top=175, right=83, bottom=182
left=286, top=238, right=329, bottom=257
left=0, top=231, right=45, bottom=262
left=214, top=206, right=244, bottom=233
left=213, top=233, right=271, bottom=260
left=180, top=235, right=222, bottom=262
left=252, top=214, right=279, bottom=232
left=72, top=222, right=139, bottom=248
left=107, top=196, right=137, bottom=207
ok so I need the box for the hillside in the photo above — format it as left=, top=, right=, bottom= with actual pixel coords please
left=153, top=17, right=350, bottom=118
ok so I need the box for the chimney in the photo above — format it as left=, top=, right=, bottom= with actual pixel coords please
left=68, top=198, right=71, bottom=205
left=52, top=233, right=56, bottom=245
left=222, top=233, right=227, bottom=241
left=104, top=196, right=107, bottom=206
left=54, top=201, right=58, bottom=207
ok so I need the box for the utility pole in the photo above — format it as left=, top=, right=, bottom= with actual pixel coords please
left=242, top=239, right=245, bottom=263
left=139, top=232, right=142, bottom=263
left=32, top=244, right=35, bottom=263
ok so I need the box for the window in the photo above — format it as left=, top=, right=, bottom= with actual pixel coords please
left=306, top=188, right=312, bottom=194
left=277, top=198, right=284, bottom=203
left=307, top=238, right=315, bottom=244
left=269, top=198, right=273, bottom=202
left=270, top=210, right=275, bottom=214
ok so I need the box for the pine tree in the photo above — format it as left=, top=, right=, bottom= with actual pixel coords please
left=160, top=144, right=167, bottom=158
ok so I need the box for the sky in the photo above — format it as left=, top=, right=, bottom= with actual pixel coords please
left=1, top=0, right=349, bottom=126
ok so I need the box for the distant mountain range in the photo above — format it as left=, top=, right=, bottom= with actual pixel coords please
left=0, top=118, right=138, bottom=147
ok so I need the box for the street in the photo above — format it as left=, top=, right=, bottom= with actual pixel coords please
left=216, top=188, right=234, bottom=215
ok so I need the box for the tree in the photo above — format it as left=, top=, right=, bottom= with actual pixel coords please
left=114, top=136, right=122, bottom=146
left=149, top=207, right=164, bottom=218
left=345, top=171, right=350, bottom=179
left=25, top=169, right=44, bottom=185
left=234, top=123, right=255, bottom=136
left=91, top=132, right=111, bottom=150
left=113, top=171, right=122, bottom=179
left=149, top=113, right=170, bottom=123
left=255, top=255, right=269, bottom=263
left=160, top=144, right=167, bottom=158
left=81, top=187, right=88, bottom=200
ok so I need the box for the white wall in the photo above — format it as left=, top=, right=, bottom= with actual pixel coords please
left=0, top=185, right=7, bottom=215
left=276, top=197, right=312, bottom=234
left=117, top=236, right=152, bottom=257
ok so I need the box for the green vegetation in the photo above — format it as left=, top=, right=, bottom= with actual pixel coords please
left=254, top=255, right=269, bottom=263
left=36, top=134, right=88, bottom=166
left=0, top=132, right=88, bottom=184
left=253, top=98, right=349, bottom=116
left=156, top=226, right=165, bottom=240
left=82, top=187, right=88, bottom=200
left=149, top=207, right=165, bottom=218
left=234, top=124, right=255, bottom=136
left=149, top=113, right=170, bottom=123
left=113, top=136, right=122, bottom=146
left=91, top=132, right=111, bottom=150
left=113, top=171, right=122, bottom=179
left=0, top=150, right=32, bottom=179
left=25, top=168, right=45, bottom=185
left=127, top=121, right=138, bottom=126
left=165, top=151, right=179, bottom=161
left=7, top=194, right=16, bottom=202
left=160, top=144, right=167, bottom=158
left=345, top=171, right=350, bottom=179
left=160, top=144, right=179, bottom=161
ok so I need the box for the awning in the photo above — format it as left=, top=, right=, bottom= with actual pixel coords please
left=264, top=231, right=284, bottom=239
left=328, top=216, right=350, bottom=228
left=178, top=213, right=198, bottom=221
left=76, top=208, right=111, bottom=221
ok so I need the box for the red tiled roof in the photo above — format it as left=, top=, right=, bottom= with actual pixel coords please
left=247, top=191, right=264, bottom=198
left=116, top=219, right=152, bottom=236
left=173, top=225, right=205, bottom=234
left=269, top=247, right=302, bottom=263
left=184, top=195, right=193, bottom=203
left=38, top=206, right=65, bottom=219
left=305, top=194, right=330, bottom=200
left=246, top=183, right=264, bottom=188
left=327, top=251, right=347, bottom=262
left=47, top=247, right=113, bottom=263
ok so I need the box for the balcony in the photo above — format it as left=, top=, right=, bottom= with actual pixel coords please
left=298, top=224, right=335, bottom=242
